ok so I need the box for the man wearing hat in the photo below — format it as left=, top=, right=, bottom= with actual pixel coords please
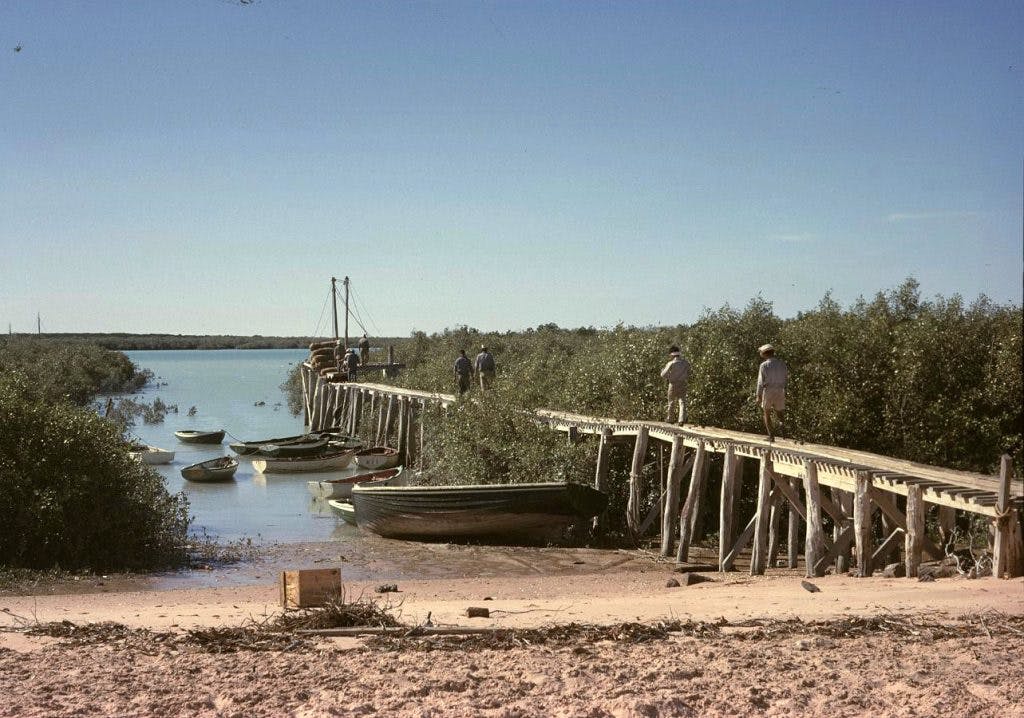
left=660, top=345, right=691, bottom=425
left=475, top=345, right=496, bottom=391
left=756, top=344, right=788, bottom=441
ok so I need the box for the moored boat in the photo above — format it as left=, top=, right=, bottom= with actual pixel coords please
left=180, top=456, right=238, bottom=482
left=259, top=437, right=330, bottom=458
left=327, top=500, right=358, bottom=526
left=354, top=446, right=400, bottom=470
left=127, top=443, right=175, bottom=465
left=307, top=466, right=405, bottom=501
left=229, top=433, right=312, bottom=456
left=252, top=448, right=356, bottom=474
left=175, top=429, right=226, bottom=444
left=350, top=482, right=608, bottom=542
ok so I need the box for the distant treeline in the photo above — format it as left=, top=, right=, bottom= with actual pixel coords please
left=11, top=333, right=400, bottom=351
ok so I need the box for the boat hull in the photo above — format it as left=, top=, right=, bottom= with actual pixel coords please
left=354, top=447, right=401, bottom=470
left=351, top=482, right=607, bottom=542
left=129, top=446, right=175, bottom=465
left=181, top=457, right=238, bottom=482
left=175, top=430, right=226, bottom=444
left=307, top=467, right=405, bottom=501
left=252, top=449, right=355, bottom=474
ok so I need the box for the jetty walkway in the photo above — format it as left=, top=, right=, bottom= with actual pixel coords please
left=300, top=364, right=1024, bottom=580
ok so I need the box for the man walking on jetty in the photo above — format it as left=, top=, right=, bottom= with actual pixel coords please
left=454, top=350, right=473, bottom=396
left=756, top=343, right=788, bottom=441
left=358, top=333, right=370, bottom=364
left=660, top=345, right=690, bottom=425
left=475, top=346, right=496, bottom=391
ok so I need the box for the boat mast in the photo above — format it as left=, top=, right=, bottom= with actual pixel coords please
left=343, top=276, right=350, bottom=350
left=330, top=277, right=339, bottom=340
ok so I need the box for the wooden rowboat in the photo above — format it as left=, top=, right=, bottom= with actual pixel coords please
left=307, top=466, right=406, bottom=501
left=229, top=433, right=313, bottom=456
left=350, top=482, right=608, bottom=542
left=174, top=429, right=226, bottom=444
left=181, top=456, right=238, bottom=482
left=127, top=443, right=175, bottom=465
left=231, top=432, right=361, bottom=456
left=252, top=448, right=356, bottom=474
left=354, top=446, right=401, bottom=470
left=258, top=437, right=331, bottom=458
left=327, top=500, right=358, bottom=526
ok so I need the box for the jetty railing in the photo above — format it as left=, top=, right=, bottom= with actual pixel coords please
left=300, top=363, right=1024, bottom=579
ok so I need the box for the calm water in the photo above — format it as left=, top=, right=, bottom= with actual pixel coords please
left=123, top=349, right=357, bottom=544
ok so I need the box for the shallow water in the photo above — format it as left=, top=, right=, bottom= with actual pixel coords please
left=122, top=349, right=368, bottom=544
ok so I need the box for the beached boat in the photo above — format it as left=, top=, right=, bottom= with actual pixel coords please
left=127, top=443, right=175, bottom=465
left=174, top=429, right=226, bottom=444
left=252, top=448, right=356, bottom=474
left=327, top=500, right=358, bottom=526
left=180, top=456, right=238, bottom=482
left=350, top=482, right=608, bottom=542
left=354, top=446, right=401, bottom=470
left=307, top=466, right=406, bottom=501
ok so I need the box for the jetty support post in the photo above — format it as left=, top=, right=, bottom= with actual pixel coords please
left=905, top=484, right=925, bottom=577
left=750, top=455, right=774, bottom=575
left=802, top=460, right=826, bottom=577
left=787, top=478, right=800, bottom=568
left=718, top=445, right=739, bottom=571
left=660, top=436, right=686, bottom=557
left=626, top=427, right=649, bottom=538
left=593, top=427, right=613, bottom=533
left=853, top=471, right=874, bottom=577
left=677, top=440, right=707, bottom=563
left=300, top=367, right=310, bottom=427
left=396, top=397, right=408, bottom=464
left=993, top=454, right=1024, bottom=578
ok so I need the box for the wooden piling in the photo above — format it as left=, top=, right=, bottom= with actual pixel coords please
left=593, top=427, right=612, bottom=533
left=905, top=484, right=925, bottom=578
left=767, top=493, right=783, bottom=568
left=677, top=441, right=707, bottom=562
left=992, top=455, right=1020, bottom=578
left=718, top=446, right=739, bottom=572
left=802, top=460, right=826, bottom=578
left=787, top=478, right=800, bottom=568
left=396, top=397, right=408, bottom=464
left=751, top=456, right=773, bottom=575
left=626, top=427, right=649, bottom=538
left=853, top=471, right=873, bottom=577
left=661, top=437, right=686, bottom=557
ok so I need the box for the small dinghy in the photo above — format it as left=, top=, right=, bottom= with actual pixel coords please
left=327, top=500, right=358, bottom=526
left=252, top=448, right=356, bottom=474
left=353, top=446, right=401, bottom=470
left=174, top=429, right=226, bottom=444
left=180, top=456, right=238, bottom=482
left=127, top=442, right=175, bottom=465
left=229, top=433, right=313, bottom=456
left=307, top=466, right=405, bottom=501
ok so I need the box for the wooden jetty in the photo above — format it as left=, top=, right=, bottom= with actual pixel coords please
left=300, top=364, right=1024, bottom=579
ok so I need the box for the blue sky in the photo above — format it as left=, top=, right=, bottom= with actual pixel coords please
left=2, top=1, right=1021, bottom=336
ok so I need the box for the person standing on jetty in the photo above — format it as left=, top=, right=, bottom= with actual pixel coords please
left=344, top=348, right=360, bottom=382
left=660, top=345, right=691, bottom=425
left=454, top=350, right=473, bottom=396
left=755, top=343, right=788, bottom=441
left=475, top=346, right=496, bottom=391
left=358, top=333, right=370, bottom=364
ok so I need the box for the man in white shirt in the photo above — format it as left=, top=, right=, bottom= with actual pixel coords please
left=756, top=343, right=789, bottom=441
left=660, top=345, right=691, bottom=425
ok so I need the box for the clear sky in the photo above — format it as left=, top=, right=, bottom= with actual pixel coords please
left=2, top=1, right=1021, bottom=337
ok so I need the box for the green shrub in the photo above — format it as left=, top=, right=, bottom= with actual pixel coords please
left=0, top=372, right=190, bottom=571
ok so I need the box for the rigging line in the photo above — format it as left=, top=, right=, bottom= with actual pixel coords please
left=310, top=288, right=331, bottom=338
left=348, top=286, right=380, bottom=335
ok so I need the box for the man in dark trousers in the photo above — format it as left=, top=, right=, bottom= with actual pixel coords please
left=358, top=334, right=371, bottom=365
left=475, top=345, right=496, bottom=390
left=454, top=349, right=473, bottom=396
left=344, top=348, right=360, bottom=382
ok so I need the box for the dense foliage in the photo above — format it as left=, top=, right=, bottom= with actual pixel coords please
left=358, top=281, right=1021, bottom=492
left=0, top=339, right=190, bottom=571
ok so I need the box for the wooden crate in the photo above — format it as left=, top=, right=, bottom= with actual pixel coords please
left=279, top=568, right=342, bottom=609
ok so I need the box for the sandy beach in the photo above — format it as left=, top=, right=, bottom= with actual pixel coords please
left=2, top=542, right=1022, bottom=717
